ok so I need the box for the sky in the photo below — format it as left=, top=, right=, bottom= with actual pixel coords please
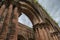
left=18, top=13, right=33, bottom=28
left=18, top=0, right=60, bottom=28
left=38, top=0, right=60, bottom=27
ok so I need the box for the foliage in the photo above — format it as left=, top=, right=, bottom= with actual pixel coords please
left=34, top=0, right=38, bottom=3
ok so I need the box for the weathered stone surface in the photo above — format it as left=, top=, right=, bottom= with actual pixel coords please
left=0, top=0, right=60, bottom=40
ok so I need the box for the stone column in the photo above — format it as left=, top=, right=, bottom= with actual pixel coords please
left=38, top=27, right=45, bottom=40
left=58, top=33, right=60, bottom=40
left=38, top=24, right=50, bottom=40
left=52, top=32, right=59, bottom=40
left=33, top=24, right=40, bottom=40
left=35, top=28, right=40, bottom=40
left=8, top=7, right=19, bottom=40
left=33, top=23, right=50, bottom=40
left=45, top=24, right=54, bottom=40
left=42, top=27, right=49, bottom=40
left=46, top=28, right=54, bottom=40
left=55, top=35, right=59, bottom=40
left=52, top=34, right=58, bottom=40
left=0, top=4, right=13, bottom=40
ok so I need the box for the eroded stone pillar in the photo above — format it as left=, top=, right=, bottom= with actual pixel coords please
left=45, top=24, right=56, bottom=40
left=58, top=34, right=60, bottom=40
left=38, top=27, right=45, bottom=40
left=35, top=28, right=40, bottom=40
left=7, top=7, right=19, bottom=40
left=46, top=27, right=54, bottom=40
left=52, top=32, right=59, bottom=40
left=53, top=35, right=57, bottom=40
left=38, top=24, right=50, bottom=40
left=42, top=27, right=49, bottom=40
left=55, top=35, right=59, bottom=40
left=0, top=4, right=13, bottom=40
left=33, top=24, right=40, bottom=40
left=34, top=23, right=50, bottom=40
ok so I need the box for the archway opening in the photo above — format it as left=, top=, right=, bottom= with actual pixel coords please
left=18, top=12, right=33, bottom=28
left=29, top=38, right=34, bottom=40
left=18, top=35, right=26, bottom=40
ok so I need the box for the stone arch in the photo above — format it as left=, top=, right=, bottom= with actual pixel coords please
left=45, top=18, right=55, bottom=33
left=18, top=1, right=41, bottom=25
left=0, top=0, right=43, bottom=26
left=0, top=0, right=60, bottom=40
left=0, top=0, right=42, bottom=40
left=45, top=18, right=53, bottom=27
left=45, top=18, right=59, bottom=32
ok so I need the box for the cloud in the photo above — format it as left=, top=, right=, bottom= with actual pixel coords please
left=38, top=0, right=60, bottom=27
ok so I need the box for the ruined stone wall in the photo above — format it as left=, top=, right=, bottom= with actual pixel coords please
left=18, top=23, right=34, bottom=40
left=0, top=0, right=60, bottom=40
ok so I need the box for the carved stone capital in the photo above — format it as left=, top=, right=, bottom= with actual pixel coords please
left=33, top=23, right=48, bottom=32
left=51, top=31, right=59, bottom=36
